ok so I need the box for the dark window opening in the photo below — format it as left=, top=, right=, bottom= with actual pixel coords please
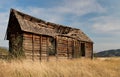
left=81, top=43, right=85, bottom=56
left=48, top=37, right=56, bottom=56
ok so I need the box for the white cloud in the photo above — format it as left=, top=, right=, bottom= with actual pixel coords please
left=0, top=12, right=9, bottom=25
left=14, top=0, right=105, bottom=24
left=93, top=36, right=120, bottom=52
left=92, top=15, right=120, bottom=52
left=55, top=0, right=105, bottom=16
left=92, top=16, right=120, bottom=35
left=0, top=12, right=9, bottom=40
left=94, top=42, right=120, bottom=52
left=93, top=21, right=120, bottom=32
left=0, top=0, right=16, bottom=9
left=0, top=12, right=9, bottom=47
left=14, top=7, right=64, bottom=24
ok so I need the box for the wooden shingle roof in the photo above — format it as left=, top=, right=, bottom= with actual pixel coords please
left=12, top=9, right=58, bottom=37
left=7, top=8, right=93, bottom=42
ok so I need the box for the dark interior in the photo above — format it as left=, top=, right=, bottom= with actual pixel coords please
left=81, top=43, right=85, bottom=56
left=48, top=37, right=56, bottom=56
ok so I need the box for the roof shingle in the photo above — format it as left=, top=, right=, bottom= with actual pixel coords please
left=8, top=8, right=93, bottom=42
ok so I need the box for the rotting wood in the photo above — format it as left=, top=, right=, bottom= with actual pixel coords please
left=32, top=34, right=34, bottom=61
left=6, top=9, right=93, bottom=60
left=39, top=35, right=42, bottom=61
left=46, top=37, right=49, bottom=61
left=67, top=38, right=69, bottom=59
left=56, top=36, right=58, bottom=60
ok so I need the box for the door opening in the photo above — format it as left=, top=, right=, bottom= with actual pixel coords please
left=81, top=43, right=85, bottom=56
left=48, top=37, right=56, bottom=56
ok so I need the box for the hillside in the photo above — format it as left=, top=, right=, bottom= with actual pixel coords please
left=94, top=49, right=120, bottom=57
left=0, top=47, right=8, bottom=55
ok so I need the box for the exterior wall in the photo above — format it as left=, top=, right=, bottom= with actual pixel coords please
left=7, top=9, right=93, bottom=60
left=67, top=38, right=74, bottom=58
left=73, top=40, right=81, bottom=58
left=56, top=36, right=70, bottom=59
left=9, top=33, right=23, bottom=57
left=8, top=15, right=24, bottom=58
left=85, top=42, right=93, bottom=58
left=23, top=33, right=51, bottom=61
left=9, top=31, right=93, bottom=60
left=56, top=36, right=81, bottom=59
left=56, top=36, right=93, bottom=59
left=9, top=32, right=93, bottom=60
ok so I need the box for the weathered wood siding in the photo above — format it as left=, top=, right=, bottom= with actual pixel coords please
left=9, top=33, right=23, bottom=57
left=8, top=14, right=23, bottom=57
left=73, top=40, right=81, bottom=58
left=56, top=36, right=68, bottom=59
left=85, top=42, right=93, bottom=58
left=7, top=9, right=93, bottom=60
left=23, top=33, right=50, bottom=61
left=9, top=31, right=93, bottom=60
left=67, top=38, right=74, bottom=58
left=56, top=36, right=82, bottom=59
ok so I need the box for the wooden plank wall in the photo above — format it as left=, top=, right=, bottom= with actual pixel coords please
left=57, top=36, right=68, bottom=59
left=67, top=38, right=74, bottom=58
left=73, top=40, right=81, bottom=58
left=9, top=33, right=23, bottom=57
left=23, top=33, right=49, bottom=61
left=85, top=42, right=93, bottom=58
left=23, top=33, right=33, bottom=60
left=22, top=33, right=93, bottom=60
left=56, top=36, right=81, bottom=59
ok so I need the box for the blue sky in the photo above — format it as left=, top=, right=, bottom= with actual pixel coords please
left=0, top=0, right=120, bottom=52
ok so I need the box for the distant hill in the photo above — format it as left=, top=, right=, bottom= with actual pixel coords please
left=94, top=49, right=120, bottom=57
left=0, top=47, right=8, bottom=55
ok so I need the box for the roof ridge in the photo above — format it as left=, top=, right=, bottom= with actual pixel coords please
left=10, top=8, right=80, bottom=30
left=9, top=8, right=93, bottom=42
left=11, top=8, right=47, bottom=23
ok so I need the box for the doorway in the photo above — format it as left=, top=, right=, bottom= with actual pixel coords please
left=48, top=37, right=56, bottom=56
left=81, top=43, right=85, bottom=56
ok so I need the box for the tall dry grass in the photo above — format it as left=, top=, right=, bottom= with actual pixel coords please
left=0, top=58, right=119, bottom=77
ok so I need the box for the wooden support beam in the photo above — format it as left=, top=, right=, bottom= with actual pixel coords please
left=79, top=41, right=81, bottom=57
left=67, top=38, right=69, bottom=59
left=73, top=39, right=75, bottom=58
left=39, top=35, right=42, bottom=61
left=56, top=36, right=58, bottom=60
left=46, top=37, right=49, bottom=61
left=32, top=34, right=34, bottom=61
left=91, top=43, right=93, bottom=59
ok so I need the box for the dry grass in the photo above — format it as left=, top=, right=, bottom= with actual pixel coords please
left=0, top=58, right=119, bottom=77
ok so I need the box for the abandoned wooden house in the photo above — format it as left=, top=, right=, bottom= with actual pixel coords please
left=5, top=9, right=93, bottom=61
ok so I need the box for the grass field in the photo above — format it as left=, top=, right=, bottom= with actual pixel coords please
left=0, top=57, right=119, bottom=77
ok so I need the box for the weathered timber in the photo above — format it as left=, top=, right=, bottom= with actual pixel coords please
left=6, top=8, right=93, bottom=60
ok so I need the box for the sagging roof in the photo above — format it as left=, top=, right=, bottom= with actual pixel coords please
left=7, top=8, right=93, bottom=42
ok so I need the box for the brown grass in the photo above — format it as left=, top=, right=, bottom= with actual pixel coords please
left=0, top=58, right=119, bottom=77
